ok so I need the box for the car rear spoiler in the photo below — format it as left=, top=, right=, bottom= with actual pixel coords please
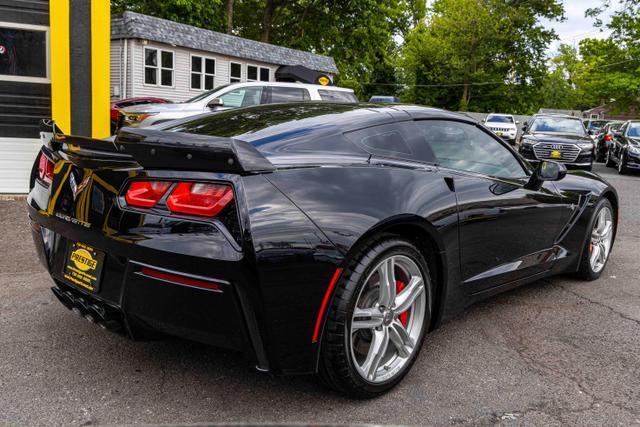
left=39, top=119, right=275, bottom=174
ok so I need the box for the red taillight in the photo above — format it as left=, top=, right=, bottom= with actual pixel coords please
left=604, top=134, right=613, bottom=141
left=166, top=182, right=234, bottom=217
left=37, top=152, right=54, bottom=184
left=125, top=180, right=171, bottom=208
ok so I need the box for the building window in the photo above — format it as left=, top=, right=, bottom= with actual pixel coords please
left=191, top=55, right=216, bottom=90
left=144, top=47, right=173, bottom=87
left=230, top=62, right=242, bottom=83
left=590, top=114, right=599, bottom=119
left=0, top=23, right=49, bottom=83
left=260, top=67, right=270, bottom=81
left=247, top=65, right=270, bottom=82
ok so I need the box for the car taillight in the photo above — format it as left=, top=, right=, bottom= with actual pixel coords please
left=166, top=182, right=234, bottom=217
left=604, top=134, right=612, bottom=141
left=125, top=180, right=171, bottom=208
left=37, top=152, right=54, bottom=184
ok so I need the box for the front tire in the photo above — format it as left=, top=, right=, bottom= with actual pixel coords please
left=576, top=199, right=615, bottom=281
left=618, top=153, right=629, bottom=174
left=318, top=237, right=433, bottom=398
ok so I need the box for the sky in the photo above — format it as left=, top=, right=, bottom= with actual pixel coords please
left=543, top=0, right=616, bottom=55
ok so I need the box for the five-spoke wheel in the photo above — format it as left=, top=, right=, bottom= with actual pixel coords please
left=318, top=238, right=432, bottom=397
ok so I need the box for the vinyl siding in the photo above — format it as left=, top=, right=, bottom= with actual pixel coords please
left=0, top=137, right=41, bottom=193
left=123, top=40, right=278, bottom=102
left=110, top=41, right=122, bottom=98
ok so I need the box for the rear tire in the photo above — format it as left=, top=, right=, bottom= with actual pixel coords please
left=318, top=236, right=433, bottom=398
left=576, top=198, right=615, bottom=281
left=605, top=150, right=615, bottom=168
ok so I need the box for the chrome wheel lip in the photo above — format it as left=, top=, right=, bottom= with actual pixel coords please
left=349, top=254, right=427, bottom=384
left=590, top=206, right=614, bottom=273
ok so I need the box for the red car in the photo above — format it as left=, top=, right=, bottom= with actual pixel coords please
left=110, top=97, right=172, bottom=133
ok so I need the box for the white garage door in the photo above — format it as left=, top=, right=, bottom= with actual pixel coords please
left=0, top=137, right=43, bottom=193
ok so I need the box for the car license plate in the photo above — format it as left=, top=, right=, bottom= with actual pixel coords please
left=551, top=150, right=562, bottom=159
left=496, top=131, right=503, bottom=136
left=63, top=242, right=105, bottom=292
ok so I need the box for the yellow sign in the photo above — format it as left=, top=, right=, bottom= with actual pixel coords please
left=70, top=248, right=97, bottom=271
left=318, top=76, right=330, bottom=86
left=550, top=150, right=562, bottom=159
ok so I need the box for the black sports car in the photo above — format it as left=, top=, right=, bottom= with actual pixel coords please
left=605, top=120, right=640, bottom=174
left=519, top=114, right=595, bottom=170
left=29, top=104, right=618, bottom=397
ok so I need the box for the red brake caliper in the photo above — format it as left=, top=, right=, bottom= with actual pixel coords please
left=395, top=280, right=408, bottom=326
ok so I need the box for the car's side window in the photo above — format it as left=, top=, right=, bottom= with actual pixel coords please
left=218, top=86, right=264, bottom=108
left=344, top=122, right=436, bottom=164
left=267, top=87, right=310, bottom=103
left=414, top=120, right=526, bottom=178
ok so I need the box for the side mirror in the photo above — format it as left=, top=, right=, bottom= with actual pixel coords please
left=516, top=120, right=520, bottom=125
left=588, top=129, right=596, bottom=135
left=207, top=98, right=223, bottom=109
left=614, top=131, right=623, bottom=138
left=526, top=160, right=567, bottom=190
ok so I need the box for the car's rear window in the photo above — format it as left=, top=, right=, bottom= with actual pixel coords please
left=318, top=90, right=358, bottom=103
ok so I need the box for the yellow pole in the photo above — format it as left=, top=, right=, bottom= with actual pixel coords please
left=91, top=0, right=111, bottom=138
left=49, top=0, right=71, bottom=134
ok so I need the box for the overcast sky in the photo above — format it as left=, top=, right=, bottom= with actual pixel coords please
left=543, top=0, right=616, bottom=54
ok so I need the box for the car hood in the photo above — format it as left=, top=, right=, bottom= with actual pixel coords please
left=528, top=132, right=591, bottom=144
left=486, top=122, right=516, bottom=129
left=122, top=103, right=199, bottom=114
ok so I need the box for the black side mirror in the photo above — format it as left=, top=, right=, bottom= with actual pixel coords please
left=614, top=131, right=623, bottom=138
left=526, top=160, right=567, bottom=190
left=207, top=98, right=223, bottom=109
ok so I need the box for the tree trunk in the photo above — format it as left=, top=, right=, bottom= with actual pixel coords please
left=261, top=0, right=276, bottom=43
left=226, top=0, right=234, bottom=34
left=460, top=78, right=471, bottom=111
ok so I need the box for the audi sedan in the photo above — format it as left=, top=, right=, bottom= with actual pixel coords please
left=519, top=114, right=595, bottom=170
left=29, top=104, right=617, bottom=397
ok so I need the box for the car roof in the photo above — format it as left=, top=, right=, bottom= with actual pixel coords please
left=224, top=81, right=355, bottom=92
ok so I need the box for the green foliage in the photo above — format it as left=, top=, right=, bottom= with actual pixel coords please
left=401, top=0, right=563, bottom=114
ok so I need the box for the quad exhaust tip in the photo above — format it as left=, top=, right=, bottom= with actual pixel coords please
left=51, top=286, right=123, bottom=333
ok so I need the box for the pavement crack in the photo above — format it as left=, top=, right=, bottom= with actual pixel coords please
left=546, top=280, right=640, bottom=327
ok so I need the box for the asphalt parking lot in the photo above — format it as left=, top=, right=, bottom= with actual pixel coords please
left=1, top=163, right=639, bottom=426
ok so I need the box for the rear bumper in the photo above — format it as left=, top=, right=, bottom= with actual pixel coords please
left=29, top=207, right=269, bottom=371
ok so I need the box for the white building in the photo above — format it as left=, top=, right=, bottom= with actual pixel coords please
left=110, top=12, right=338, bottom=102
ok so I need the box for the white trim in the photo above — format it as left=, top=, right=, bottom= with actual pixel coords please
left=189, top=53, right=216, bottom=91
left=142, top=46, right=175, bottom=88
left=0, top=21, right=50, bottom=83
left=246, top=63, right=271, bottom=82
left=229, top=61, right=242, bottom=83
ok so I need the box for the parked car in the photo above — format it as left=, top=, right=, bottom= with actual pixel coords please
left=605, top=120, right=640, bottom=174
left=119, top=82, right=358, bottom=128
left=595, top=121, right=624, bottom=162
left=110, top=97, right=171, bottom=133
left=31, top=104, right=617, bottom=397
left=583, top=119, right=609, bottom=139
left=482, top=113, right=519, bottom=145
left=519, top=114, right=594, bottom=170
left=369, top=95, right=401, bottom=103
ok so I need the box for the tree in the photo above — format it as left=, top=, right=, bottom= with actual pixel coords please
left=401, top=0, right=563, bottom=113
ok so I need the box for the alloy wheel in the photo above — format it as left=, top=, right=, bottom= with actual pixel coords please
left=349, top=255, right=426, bottom=383
left=590, top=206, right=614, bottom=273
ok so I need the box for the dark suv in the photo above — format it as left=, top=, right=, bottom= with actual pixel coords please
left=519, top=114, right=595, bottom=170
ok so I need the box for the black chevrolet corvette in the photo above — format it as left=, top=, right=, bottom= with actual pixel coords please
left=29, top=103, right=618, bottom=397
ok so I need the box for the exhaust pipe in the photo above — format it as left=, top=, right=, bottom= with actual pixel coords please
left=50, top=286, right=123, bottom=333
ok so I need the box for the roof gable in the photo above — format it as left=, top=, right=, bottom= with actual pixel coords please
left=111, top=12, right=338, bottom=74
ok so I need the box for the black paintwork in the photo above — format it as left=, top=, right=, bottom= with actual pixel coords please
left=607, top=121, right=640, bottom=171
left=28, top=104, right=618, bottom=375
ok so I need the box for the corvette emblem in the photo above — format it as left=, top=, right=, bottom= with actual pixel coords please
left=69, top=171, right=91, bottom=201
